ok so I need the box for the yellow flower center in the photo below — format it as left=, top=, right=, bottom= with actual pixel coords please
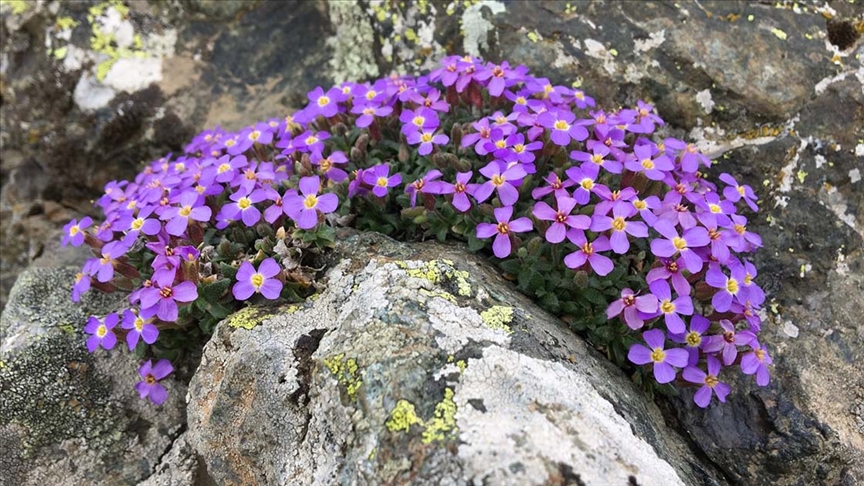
left=673, top=237, right=687, bottom=250
left=737, top=186, right=746, bottom=196
left=225, top=139, right=236, bottom=147
left=134, top=317, right=145, bottom=332
left=249, top=130, right=261, bottom=141
left=363, top=107, right=376, bottom=116
left=320, top=160, right=333, bottom=172
left=317, top=96, right=330, bottom=107
left=709, top=204, right=722, bottom=214
left=633, top=200, right=647, bottom=210
left=495, top=140, right=507, bottom=149
left=174, top=163, right=186, bottom=173
left=543, top=84, right=553, bottom=94
left=726, top=278, right=739, bottom=294
left=69, top=225, right=80, bottom=236
left=660, top=300, right=676, bottom=314
left=160, top=287, right=173, bottom=298
left=612, top=216, right=626, bottom=231
left=127, top=200, right=137, bottom=209
left=580, top=178, right=593, bottom=190
left=421, top=133, right=433, bottom=143
left=179, top=206, right=192, bottom=217
left=744, top=273, right=753, bottom=285
left=686, top=332, right=701, bottom=347
left=575, top=91, right=585, bottom=100
left=96, top=324, right=107, bottom=338
left=196, top=185, right=206, bottom=194
left=237, top=197, right=251, bottom=210
left=704, top=375, right=718, bottom=387
left=305, top=136, right=318, bottom=146
left=413, top=116, right=425, bottom=127
left=496, top=222, right=510, bottom=235
left=251, top=273, right=265, bottom=288
left=641, top=159, right=655, bottom=170
left=650, top=348, right=666, bottom=363
left=591, top=154, right=604, bottom=164
left=553, top=120, right=570, bottom=131
left=376, top=177, right=389, bottom=187
left=515, top=96, right=527, bottom=105
left=491, top=174, right=506, bottom=186
left=514, top=144, right=525, bottom=153
left=132, top=218, right=144, bottom=230
left=365, top=90, right=376, bottom=100
left=734, top=224, right=746, bottom=235
left=581, top=242, right=594, bottom=255
left=755, top=349, right=766, bottom=361
left=303, top=194, right=318, bottom=209
left=75, top=272, right=85, bottom=283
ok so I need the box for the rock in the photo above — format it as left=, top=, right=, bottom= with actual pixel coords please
left=187, top=232, right=720, bottom=485
left=0, top=266, right=188, bottom=486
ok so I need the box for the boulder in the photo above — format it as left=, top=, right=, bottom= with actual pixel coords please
left=186, top=232, right=721, bottom=485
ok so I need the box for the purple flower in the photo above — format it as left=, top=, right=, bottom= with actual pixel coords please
left=646, top=257, right=691, bottom=297
left=476, top=206, right=533, bottom=258
left=649, top=220, right=709, bottom=273
left=670, top=314, right=710, bottom=366
left=461, top=118, right=494, bottom=155
left=72, top=271, right=91, bottom=302
left=474, top=162, right=526, bottom=206
left=606, top=288, right=658, bottom=330
left=139, top=271, right=198, bottom=322
left=720, top=173, right=759, bottom=211
left=627, top=328, right=689, bottom=384
left=84, top=313, right=119, bottom=352
left=590, top=204, right=648, bottom=254
left=161, top=191, right=212, bottom=236
left=683, top=356, right=731, bottom=408
left=351, top=103, right=393, bottom=128
left=570, top=145, right=623, bottom=174
left=532, top=196, right=590, bottom=244
left=531, top=172, right=574, bottom=200
left=213, top=155, right=248, bottom=184
left=537, top=109, right=589, bottom=146
left=565, top=162, right=603, bottom=205
left=740, top=342, right=772, bottom=386
left=649, top=279, right=693, bottom=334
left=727, top=214, right=763, bottom=252
left=625, top=142, right=674, bottom=180
left=121, top=307, right=159, bottom=350
left=285, top=176, right=339, bottom=229
left=407, top=129, right=449, bottom=156
left=233, top=258, right=284, bottom=300
left=705, top=265, right=747, bottom=312
left=443, top=171, right=475, bottom=212
left=405, top=170, right=446, bottom=207
left=400, top=107, right=439, bottom=135
left=475, top=61, right=522, bottom=96
left=221, top=189, right=266, bottom=227
left=563, top=230, right=614, bottom=276
left=136, top=359, right=173, bottom=405
left=62, top=217, right=92, bottom=247
left=363, top=164, right=402, bottom=198
left=84, top=240, right=130, bottom=283
left=306, top=86, right=341, bottom=118
left=311, top=151, right=349, bottom=182
left=703, top=320, right=757, bottom=366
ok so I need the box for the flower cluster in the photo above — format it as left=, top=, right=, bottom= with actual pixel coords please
left=65, top=55, right=767, bottom=408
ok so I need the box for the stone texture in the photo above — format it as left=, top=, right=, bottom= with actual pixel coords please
left=0, top=266, right=188, bottom=486
left=187, top=232, right=719, bottom=485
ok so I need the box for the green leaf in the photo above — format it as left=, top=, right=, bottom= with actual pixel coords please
left=581, top=288, right=608, bottom=307
left=219, top=263, right=238, bottom=281
left=467, top=232, right=486, bottom=252
left=200, top=279, right=232, bottom=304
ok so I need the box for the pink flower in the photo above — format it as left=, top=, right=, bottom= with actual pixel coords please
left=476, top=206, right=533, bottom=258
left=628, top=329, right=689, bottom=384
left=285, top=176, right=338, bottom=229
left=683, top=356, right=731, bottom=408
left=232, top=258, right=283, bottom=300
left=84, top=313, right=119, bottom=352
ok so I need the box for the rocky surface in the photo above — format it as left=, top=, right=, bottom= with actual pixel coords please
left=1, top=0, right=862, bottom=485
left=187, top=232, right=718, bottom=485
left=0, top=265, right=188, bottom=486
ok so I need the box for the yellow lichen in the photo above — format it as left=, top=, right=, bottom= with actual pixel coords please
left=421, top=388, right=458, bottom=444
left=1, top=0, right=29, bottom=15
left=56, top=16, right=79, bottom=30
left=796, top=170, right=808, bottom=183
left=386, top=400, right=422, bottom=432
left=419, top=288, right=457, bottom=304
left=456, top=360, right=467, bottom=373
left=771, top=28, right=788, bottom=40
left=323, top=354, right=363, bottom=399
left=527, top=31, right=540, bottom=43
left=480, top=305, right=515, bottom=334
left=227, top=306, right=271, bottom=330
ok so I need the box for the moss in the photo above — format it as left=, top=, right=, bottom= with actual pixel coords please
left=386, top=399, right=422, bottom=433
left=480, top=305, right=515, bottom=334
left=323, top=353, right=363, bottom=400
left=421, top=388, right=458, bottom=444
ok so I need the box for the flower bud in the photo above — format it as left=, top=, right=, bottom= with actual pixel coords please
left=450, top=123, right=463, bottom=148
left=398, top=143, right=410, bottom=163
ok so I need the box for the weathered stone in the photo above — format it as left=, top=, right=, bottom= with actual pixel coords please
left=187, top=233, right=720, bottom=485
left=0, top=266, right=188, bottom=486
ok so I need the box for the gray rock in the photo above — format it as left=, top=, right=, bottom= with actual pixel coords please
left=187, top=233, right=720, bottom=485
left=0, top=267, right=187, bottom=486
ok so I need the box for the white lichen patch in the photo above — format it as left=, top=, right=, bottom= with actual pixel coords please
left=855, top=143, right=864, bottom=157
left=454, top=346, right=686, bottom=485
left=820, top=184, right=864, bottom=239
left=815, top=154, right=827, bottom=169
left=328, top=0, right=379, bottom=83
left=695, top=89, right=715, bottom=114
left=102, top=57, right=162, bottom=93
left=849, top=168, right=861, bottom=184
left=583, top=38, right=618, bottom=76
left=782, top=320, right=800, bottom=338
left=462, top=0, right=506, bottom=57
left=634, top=29, right=666, bottom=52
